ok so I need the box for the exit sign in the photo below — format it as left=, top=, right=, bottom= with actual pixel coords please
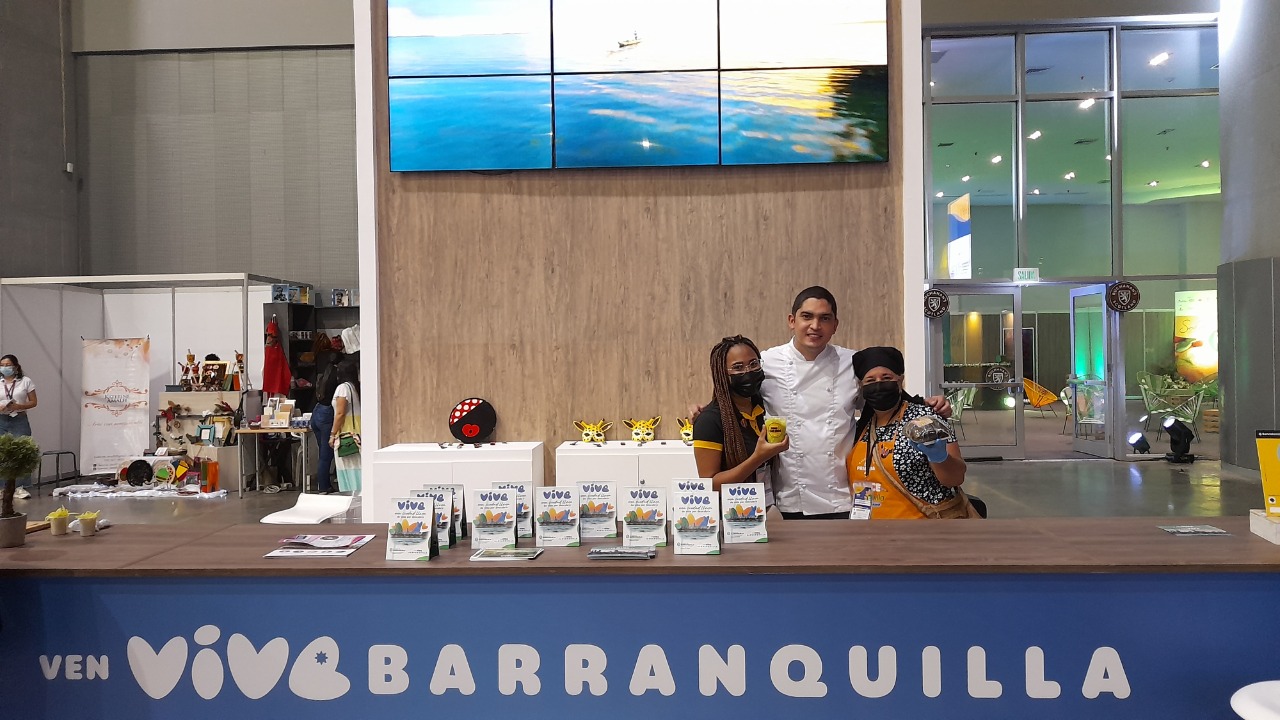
left=1014, top=267, right=1040, bottom=283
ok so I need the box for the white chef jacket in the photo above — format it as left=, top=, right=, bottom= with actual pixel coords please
left=760, top=341, right=861, bottom=515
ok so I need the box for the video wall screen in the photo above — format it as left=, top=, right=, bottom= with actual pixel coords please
left=388, top=0, right=889, bottom=172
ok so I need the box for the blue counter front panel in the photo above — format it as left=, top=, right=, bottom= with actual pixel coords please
left=1, top=573, right=1274, bottom=718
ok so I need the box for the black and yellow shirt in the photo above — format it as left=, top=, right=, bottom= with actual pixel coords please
left=692, top=398, right=765, bottom=463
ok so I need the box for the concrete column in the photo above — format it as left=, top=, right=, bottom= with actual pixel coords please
left=1219, top=0, right=1280, bottom=469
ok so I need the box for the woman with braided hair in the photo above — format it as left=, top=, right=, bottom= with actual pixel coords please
left=691, top=336, right=788, bottom=505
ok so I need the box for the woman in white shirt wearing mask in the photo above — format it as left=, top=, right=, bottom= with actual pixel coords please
left=0, top=355, right=38, bottom=499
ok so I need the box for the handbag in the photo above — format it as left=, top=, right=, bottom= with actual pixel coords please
left=869, top=429, right=982, bottom=519
left=335, top=382, right=362, bottom=457
left=336, top=433, right=361, bottom=457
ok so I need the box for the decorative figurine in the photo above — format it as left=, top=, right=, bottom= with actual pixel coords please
left=676, top=417, right=694, bottom=445
left=623, top=416, right=661, bottom=445
left=573, top=419, right=612, bottom=445
left=233, top=351, right=249, bottom=391
left=179, top=350, right=197, bottom=391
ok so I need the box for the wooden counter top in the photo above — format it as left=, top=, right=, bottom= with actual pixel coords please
left=3, top=517, right=1277, bottom=578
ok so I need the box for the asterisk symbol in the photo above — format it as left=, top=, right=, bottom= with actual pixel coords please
left=315, top=651, right=329, bottom=665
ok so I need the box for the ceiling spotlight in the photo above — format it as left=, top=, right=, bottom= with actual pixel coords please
left=961, top=175, right=971, bottom=182
left=1200, top=160, right=1211, bottom=168
left=1149, top=52, right=1171, bottom=66
left=1027, top=130, right=1042, bottom=140
left=930, top=81, right=936, bottom=87
left=1148, top=180, right=1160, bottom=187
left=1079, top=98, right=1096, bottom=109
left=935, top=191, right=944, bottom=198
left=1031, top=188, right=1040, bottom=195
left=991, top=155, right=1003, bottom=164
left=1064, top=171, right=1076, bottom=180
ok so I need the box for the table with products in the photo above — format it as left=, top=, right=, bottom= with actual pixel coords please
left=234, top=427, right=312, bottom=497
left=3, top=516, right=1280, bottom=719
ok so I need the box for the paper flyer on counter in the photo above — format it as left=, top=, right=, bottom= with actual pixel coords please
left=387, top=496, right=438, bottom=561
left=494, top=481, right=533, bottom=538
left=673, top=488, right=720, bottom=555
left=470, top=488, right=517, bottom=549
left=721, top=482, right=768, bottom=543
left=621, top=485, right=666, bottom=547
left=670, top=478, right=713, bottom=522
left=416, top=487, right=457, bottom=548
left=577, top=481, right=617, bottom=538
left=535, top=486, right=580, bottom=547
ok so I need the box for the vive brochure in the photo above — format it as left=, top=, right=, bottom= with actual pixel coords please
left=416, top=486, right=456, bottom=548
left=620, top=485, right=667, bottom=547
left=494, top=481, right=533, bottom=538
left=535, top=486, right=580, bottom=547
left=577, top=481, right=618, bottom=538
left=386, top=496, right=440, bottom=561
left=471, top=488, right=518, bottom=549
left=672, top=486, right=720, bottom=555
left=721, top=482, right=768, bottom=543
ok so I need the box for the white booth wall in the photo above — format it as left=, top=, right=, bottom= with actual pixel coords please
left=0, top=284, right=272, bottom=477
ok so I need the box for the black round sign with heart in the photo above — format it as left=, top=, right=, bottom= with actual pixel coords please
left=449, top=398, right=497, bottom=443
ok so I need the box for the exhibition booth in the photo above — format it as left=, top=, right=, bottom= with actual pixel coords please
left=5, top=1, right=1280, bottom=719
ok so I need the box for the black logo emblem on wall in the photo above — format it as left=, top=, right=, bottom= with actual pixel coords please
left=1106, top=282, right=1141, bottom=313
left=923, top=289, right=950, bottom=318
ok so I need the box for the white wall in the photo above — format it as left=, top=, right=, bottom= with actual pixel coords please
left=72, top=0, right=354, bottom=52
left=0, top=285, right=105, bottom=477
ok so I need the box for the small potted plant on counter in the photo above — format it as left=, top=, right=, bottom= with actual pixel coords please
left=0, top=434, right=42, bottom=548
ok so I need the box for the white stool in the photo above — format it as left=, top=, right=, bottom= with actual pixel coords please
left=1233, top=681, right=1280, bottom=719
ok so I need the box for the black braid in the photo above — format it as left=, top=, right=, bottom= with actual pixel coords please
left=709, top=335, right=761, bottom=470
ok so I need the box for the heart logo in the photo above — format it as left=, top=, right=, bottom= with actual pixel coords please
left=228, top=634, right=290, bottom=699
left=462, top=424, right=480, bottom=438
left=128, top=636, right=189, bottom=699
left=288, top=636, right=350, bottom=701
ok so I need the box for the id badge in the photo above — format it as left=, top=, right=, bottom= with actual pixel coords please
left=849, top=502, right=872, bottom=520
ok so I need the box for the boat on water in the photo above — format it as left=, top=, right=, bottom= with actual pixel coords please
left=618, top=32, right=641, bottom=49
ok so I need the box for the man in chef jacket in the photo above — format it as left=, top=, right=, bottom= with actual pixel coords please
left=760, top=286, right=951, bottom=519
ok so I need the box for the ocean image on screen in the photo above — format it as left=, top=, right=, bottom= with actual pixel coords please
left=552, top=0, right=718, bottom=73
left=720, top=67, right=889, bottom=165
left=388, top=0, right=551, bottom=77
left=553, top=72, right=719, bottom=168
left=389, top=77, right=552, bottom=171
left=719, top=0, right=887, bottom=69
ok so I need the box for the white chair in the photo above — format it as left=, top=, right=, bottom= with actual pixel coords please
left=1232, top=680, right=1280, bottom=719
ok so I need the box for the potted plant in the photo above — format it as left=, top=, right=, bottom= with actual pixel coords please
left=0, top=434, right=42, bottom=548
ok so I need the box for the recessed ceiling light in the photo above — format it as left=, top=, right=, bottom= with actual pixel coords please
left=1031, top=188, right=1041, bottom=195
left=1027, top=130, right=1042, bottom=140
left=1149, top=52, right=1171, bottom=66
left=991, top=155, right=1003, bottom=164
left=1148, top=180, right=1160, bottom=187
left=936, top=191, right=944, bottom=198
left=961, top=175, right=971, bottom=182
left=1106, top=154, right=1112, bottom=161
left=930, top=81, right=936, bottom=87
left=1079, top=98, right=1096, bottom=109
left=1200, top=160, right=1211, bottom=168
left=1064, top=171, right=1076, bottom=180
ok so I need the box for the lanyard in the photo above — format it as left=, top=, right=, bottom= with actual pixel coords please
left=2, top=380, right=14, bottom=402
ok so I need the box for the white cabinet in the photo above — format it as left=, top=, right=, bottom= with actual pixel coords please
left=367, top=442, right=545, bottom=523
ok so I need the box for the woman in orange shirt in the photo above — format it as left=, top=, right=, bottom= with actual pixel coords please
left=846, top=347, right=972, bottom=519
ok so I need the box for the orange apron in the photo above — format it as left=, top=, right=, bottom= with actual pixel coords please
left=846, top=417, right=927, bottom=520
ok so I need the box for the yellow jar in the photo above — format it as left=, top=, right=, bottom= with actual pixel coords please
left=764, top=417, right=787, bottom=444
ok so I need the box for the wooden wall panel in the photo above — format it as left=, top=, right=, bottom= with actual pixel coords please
left=372, top=1, right=907, bottom=467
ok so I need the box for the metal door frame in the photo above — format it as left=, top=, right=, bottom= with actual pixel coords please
left=927, top=285, right=1025, bottom=460
left=1068, top=284, right=1124, bottom=458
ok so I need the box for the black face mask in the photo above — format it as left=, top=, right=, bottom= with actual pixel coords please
left=862, top=380, right=903, bottom=412
left=729, top=369, right=765, bottom=398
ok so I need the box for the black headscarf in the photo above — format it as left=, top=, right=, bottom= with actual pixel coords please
left=852, top=346, right=905, bottom=380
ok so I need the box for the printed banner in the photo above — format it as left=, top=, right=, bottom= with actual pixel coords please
left=1172, top=290, right=1218, bottom=383
left=80, top=338, right=150, bottom=474
left=2, top=573, right=1279, bottom=718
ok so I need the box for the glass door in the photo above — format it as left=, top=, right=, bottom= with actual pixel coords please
left=1068, top=285, right=1112, bottom=457
left=928, top=286, right=1025, bottom=459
